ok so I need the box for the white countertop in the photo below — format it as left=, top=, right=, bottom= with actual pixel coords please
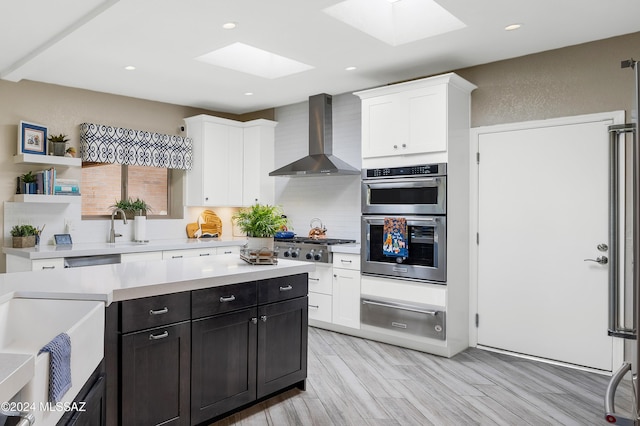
left=2, top=238, right=247, bottom=260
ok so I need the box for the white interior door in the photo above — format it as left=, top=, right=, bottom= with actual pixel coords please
left=476, top=115, right=620, bottom=371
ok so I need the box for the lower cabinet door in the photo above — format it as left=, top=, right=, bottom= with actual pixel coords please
left=121, top=321, right=191, bottom=426
left=191, top=307, right=258, bottom=424
left=257, top=297, right=308, bottom=399
left=66, top=374, right=105, bottom=426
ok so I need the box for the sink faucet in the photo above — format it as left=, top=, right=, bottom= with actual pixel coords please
left=109, top=208, right=128, bottom=243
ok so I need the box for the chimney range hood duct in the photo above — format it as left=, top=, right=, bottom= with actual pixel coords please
left=269, top=93, right=360, bottom=176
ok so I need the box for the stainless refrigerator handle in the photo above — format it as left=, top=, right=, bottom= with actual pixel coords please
left=607, top=123, right=636, bottom=339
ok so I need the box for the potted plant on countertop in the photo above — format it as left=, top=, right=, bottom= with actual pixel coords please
left=48, top=133, right=69, bottom=156
left=232, top=203, right=288, bottom=251
left=111, top=197, right=152, bottom=219
left=11, top=224, right=38, bottom=248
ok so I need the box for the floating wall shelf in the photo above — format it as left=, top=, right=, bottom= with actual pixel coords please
left=11, top=194, right=81, bottom=204
left=13, top=154, right=81, bottom=167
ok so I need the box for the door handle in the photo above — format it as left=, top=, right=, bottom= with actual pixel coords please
left=584, top=256, right=608, bottom=265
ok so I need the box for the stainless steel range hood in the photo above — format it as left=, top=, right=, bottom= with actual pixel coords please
left=269, top=93, right=360, bottom=176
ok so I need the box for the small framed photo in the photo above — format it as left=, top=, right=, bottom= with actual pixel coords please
left=18, top=121, right=47, bottom=155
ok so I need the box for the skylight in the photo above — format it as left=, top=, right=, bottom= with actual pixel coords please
left=323, top=0, right=466, bottom=46
left=195, top=42, right=314, bottom=79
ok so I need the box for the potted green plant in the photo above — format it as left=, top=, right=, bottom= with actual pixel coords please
left=232, top=203, right=288, bottom=251
left=111, top=197, right=152, bottom=219
left=10, top=224, right=38, bottom=248
left=48, top=133, right=69, bottom=156
left=20, top=171, right=37, bottom=194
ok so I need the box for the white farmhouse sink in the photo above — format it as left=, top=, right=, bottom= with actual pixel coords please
left=0, top=297, right=104, bottom=426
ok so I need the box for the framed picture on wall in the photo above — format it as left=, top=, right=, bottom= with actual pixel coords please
left=18, top=121, right=47, bottom=155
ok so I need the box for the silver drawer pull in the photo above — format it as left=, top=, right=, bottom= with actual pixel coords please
left=260, top=315, right=268, bottom=322
left=223, top=250, right=233, bottom=254
left=172, top=255, right=183, bottom=259
left=279, top=285, right=293, bottom=291
left=308, top=278, right=320, bottom=282
left=361, top=299, right=437, bottom=316
left=149, top=307, right=169, bottom=315
left=149, top=331, right=169, bottom=340
left=41, top=266, right=56, bottom=270
left=220, top=295, right=236, bottom=302
left=308, top=304, right=319, bottom=309
left=340, top=259, right=352, bottom=264
left=199, top=253, right=211, bottom=256
left=251, top=317, right=258, bottom=324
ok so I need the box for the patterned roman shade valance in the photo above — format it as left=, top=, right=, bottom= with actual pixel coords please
left=80, top=123, right=192, bottom=170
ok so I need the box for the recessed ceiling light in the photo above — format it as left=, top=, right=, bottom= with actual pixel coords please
left=222, top=22, right=237, bottom=30
left=124, top=65, right=136, bottom=71
left=345, top=66, right=357, bottom=71
left=195, top=42, right=314, bottom=79
left=505, top=23, right=522, bottom=31
left=244, top=92, right=254, bottom=96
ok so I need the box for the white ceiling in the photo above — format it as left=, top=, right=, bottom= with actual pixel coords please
left=2, top=0, right=639, bottom=114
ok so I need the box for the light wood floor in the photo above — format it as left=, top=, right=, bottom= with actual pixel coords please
left=211, top=327, right=633, bottom=426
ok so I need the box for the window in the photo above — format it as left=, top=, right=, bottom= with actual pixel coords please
left=82, top=163, right=170, bottom=217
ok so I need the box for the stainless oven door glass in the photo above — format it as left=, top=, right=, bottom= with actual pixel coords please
left=361, top=176, right=446, bottom=215
left=361, top=215, right=446, bottom=283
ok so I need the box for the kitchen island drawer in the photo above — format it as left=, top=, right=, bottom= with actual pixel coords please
left=121, top=291, right=191, bottom=333
left=192, top=281, right=257, bottom=318
left=258, top=274, right=308, bottom=304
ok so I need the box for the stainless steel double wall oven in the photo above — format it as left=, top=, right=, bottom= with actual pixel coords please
left=361, top=163, right=447, bottom=283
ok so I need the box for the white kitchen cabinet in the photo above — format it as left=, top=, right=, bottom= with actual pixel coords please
left=354, top=73, right=476, bottom=165
left=332, top=253, right=360, bottom=329
left=308, top=292, right=332, bottom=323
left=121, top=251, right=163, bottom=262
left=162, top=247, right=217, bottom=259
left=31, top=257, right=65, bottom=271
left=184, top=115, right=276, bottom=207
left=307, top=263, right=333, bottom=325
left=242, top=120, right=276, bottom=206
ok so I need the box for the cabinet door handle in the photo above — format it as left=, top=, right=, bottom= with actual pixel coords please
left=41, top=266, right=56, bottom=270
left=260, top=315, right=268, bottom=322
left=199, top=253, right=210, bottom=256
left=220, top=295, right=236, bottom=303
left=279, top=285, right=293, bottom=292
left=149, top=331, right=169, bottom=340
left=251, top=317, right=258, bottom=324
left=172, top=255, right=183, bottom=259
left=223, top=250, right=233, bottom=254
left=149, top=307, right=169, bottom=315
left=308, top=278, right=319, bottom=282
left=340, top=259, right=352, bottom=264
left=308, top=304, right=319, bottom=309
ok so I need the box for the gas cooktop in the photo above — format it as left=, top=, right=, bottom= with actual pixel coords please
left=273, top=237, right=356, bottom=263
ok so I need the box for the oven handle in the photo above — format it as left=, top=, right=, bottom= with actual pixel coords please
left=362, top=215, right=440, bottom=223
left=361, top=299, right=438, bottom=316
left=363, top=177, right=442, bottom=186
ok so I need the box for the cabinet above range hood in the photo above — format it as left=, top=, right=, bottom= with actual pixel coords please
left=269, top=93, right=360, bottom=177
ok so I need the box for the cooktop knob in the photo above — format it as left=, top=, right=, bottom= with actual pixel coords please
left=306, top=249, right=315, bottom=260
left=283, top=249, right=291, bottom=258
left=314, top=250, right=323, bottom=261
left=291, top=248, right=301, bottom=258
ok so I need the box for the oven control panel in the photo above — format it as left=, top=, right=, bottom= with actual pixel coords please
left=363, top=163, right=446, bottom=178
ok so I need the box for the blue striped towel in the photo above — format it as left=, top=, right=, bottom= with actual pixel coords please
left=38, top=332, right=72, bottom=403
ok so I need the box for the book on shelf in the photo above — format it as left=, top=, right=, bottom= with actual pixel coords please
left=16, top=168, right=81, bottom=196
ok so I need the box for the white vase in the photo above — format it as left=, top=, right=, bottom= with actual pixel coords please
left=246, top=237, right=274, bottom=252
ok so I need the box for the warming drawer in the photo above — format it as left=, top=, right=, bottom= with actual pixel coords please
left=360, top=296, right=445, bottom=340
